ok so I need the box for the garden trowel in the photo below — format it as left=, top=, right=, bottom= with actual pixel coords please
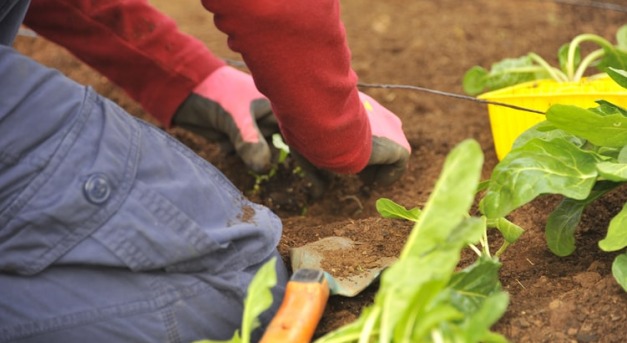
left=260, top=236, right=396, bottom=343
left=290, top=236, right=397, bottom=297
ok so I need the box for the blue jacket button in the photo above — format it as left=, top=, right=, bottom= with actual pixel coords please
left=83, top=173, right=111, bottom=204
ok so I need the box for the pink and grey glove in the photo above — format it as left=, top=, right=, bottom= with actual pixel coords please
left=358, top=91, right=411, bottom=186
left=294, top=91, right=411, bottom=198
left=172, top=66, right=278, bottom=172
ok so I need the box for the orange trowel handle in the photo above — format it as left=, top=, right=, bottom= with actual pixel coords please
left=260, top=269, right=330, bottom=343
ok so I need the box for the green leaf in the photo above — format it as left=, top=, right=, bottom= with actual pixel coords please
left=598, top=161, right=627, bottom=181
left=401, top=139, right=484, bottom=259
left=612, top=253, right=627, bottom=292
left=272, top=134, right=290, bottom=164
left=599, top=203, right=627, bottom=251
left=486, top=217, right=525, bottom=244
left=380, top=249, right=465, bottom=342
left=545, top=198, right=583, bottom=257
left=375, top=197, right=421, bottom=222
left=447, top=217, right=490, bottom=247
left=241, top=257, right=277, bottom=343
left=463, top=66, right=489, bottom=96
left=409, top=303, right=464, bottom=342
left=512, top=121, right=585, bottom=151
left=607, top=67, right=627, bottom=89
left=482, top=138, right=599, bottom=218
left=591, top=100, right=627, bottom=117
left=545, top=182, right=616, bottom=256
left=619, top=146, right=627, bottom=163
left=547, top=104, right=627, bottom=148
left=485, top=56, right=546, bottom=91
left=460, top=292, right=510, bottom=343
left=476, top=179, right=491, bottom=194
left=448, top=257, right=503, bottom=314
left=395, top=279, right=457, bottom=342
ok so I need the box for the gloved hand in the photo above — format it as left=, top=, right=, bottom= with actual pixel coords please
left=172, top=66, right=278, bottom=173
left=357, top=91, right=411, bottom=186
left=295, top=91, right=411, bottom=198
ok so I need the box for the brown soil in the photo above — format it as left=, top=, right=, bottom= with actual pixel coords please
left=14, top=1, right=627, bottom=342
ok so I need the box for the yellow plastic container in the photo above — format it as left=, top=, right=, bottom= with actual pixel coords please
left=478, top=76, right=627, bottom=160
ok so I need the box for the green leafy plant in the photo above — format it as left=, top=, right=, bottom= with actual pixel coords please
left=463, top=25, right=627, bottom=96
left=481, top=67, right=627, bottom=291
left=316, top=139, right=522, bottom=343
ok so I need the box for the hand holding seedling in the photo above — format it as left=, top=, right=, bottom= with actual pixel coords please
left=292, top=92, right=411, bottom=198
left=173, top=66, right=279, bottom=173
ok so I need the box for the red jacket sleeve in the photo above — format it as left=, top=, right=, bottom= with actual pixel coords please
left=23, top=0, right=225, bottom=126
left=202, top=0, right=371, bottom=174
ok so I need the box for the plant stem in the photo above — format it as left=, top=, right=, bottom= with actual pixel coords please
left=573, top=48, right=605, bottom=81
left=567, top=33, right=614, bottom=80
left=468, top=244, right=483, bottom=257
left=528, top=52, right=569, bottom=82
left=481, top=229, right=492, bottom=258
left=494, top=242, right=510, bottom=258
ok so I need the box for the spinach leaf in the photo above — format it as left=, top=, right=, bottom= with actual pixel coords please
left=545, top=182, right=618, bottom=256
left=599, top=203, right=627, bottom=251
left=463, top=56, right=546, bottom=96
left=612, top=253, right=627, bottom=292
left=482, top=138, right=599, bottom=218
left=608, top=66, right=627, bottom=88
left=375, top=197, right=421, bottom=221
left=547, top=104, right=627, bottom=148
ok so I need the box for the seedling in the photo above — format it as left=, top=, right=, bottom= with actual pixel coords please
left=250, top=133, right=293, bottom=195
left=463, top=25, right=627, bottom=96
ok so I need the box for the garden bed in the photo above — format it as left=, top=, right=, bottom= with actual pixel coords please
left=15, top=0, right=627, bottom=341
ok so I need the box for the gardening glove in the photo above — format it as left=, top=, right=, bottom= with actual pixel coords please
left=358, top=91, right=411, bottom=186
left=172, top=66, right=279, bottom=173
left=294, top=92, right=411, bottom=198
